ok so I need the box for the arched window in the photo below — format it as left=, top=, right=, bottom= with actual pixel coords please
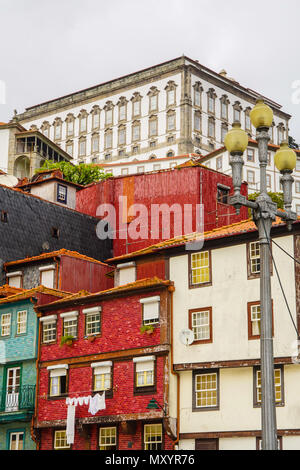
left=13, top=156, right=30, bottom=179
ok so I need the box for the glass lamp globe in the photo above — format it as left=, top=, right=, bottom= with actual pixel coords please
left=250, top=99, right=273, bottom=129
left=274, top=141, right=297, bottom=172
left=224, top=122, right=248, bottom=154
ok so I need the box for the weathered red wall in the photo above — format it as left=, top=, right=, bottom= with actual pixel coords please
left=76, top=167, right=248, bottom=258
left=59, top=256, right=113, bottom=293
left=37, top=289, right=171, bottom=450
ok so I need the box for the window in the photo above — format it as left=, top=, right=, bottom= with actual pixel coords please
left=167, top=151, right=174, bottom=158
left=132, top=121, right=140, bottom=141
left=254, top=366, right=284, bottom=407
left=57, top=184, right=67, bottom=204
left=54, top=120, right=62, bottom=141
left=9, top=432, right=24, bottom=450
left=41, top=315, right=57, bottom=343
left=132, top=93, right=141, bottom=117
left=17, top=310, right=27, bottom=335
left=278, top=125, right=285, bottom=144
left=247, top=170, right=255, bottom=184
left=248, top=301, right=274, bottom=340
left=189, top=251, right=211, bottom=287
left=295, top=180, right=300, bottom=193
left=105, top=106, right=113, bottom=126
left=99, top=427, right=117, bottom=450
left=140, top=296, right=160, bottom=325
left=83, top=307, right=101, bottom=336
left=193, top=370, right=219, bottom=410
left=92, top=361, right=112, bottom=394
left=233, top=102, right=242, bottom=122
left=48, top=365, right=68, bottom=397
left=245, top=109, right=251, bottom=131
left=207, top=90, right=216, bottom=114
left=167, top=111, right=175, bottom=131
left=149, top=116, right=158, bottom=137
left=79, top=112, right=87, bottom=133
left=194, top=111, right=201, bottom=132
left=247, top=149, right=255, bottom=162
left=92, top=107, right=100, bottom=129
left=248, top=241, right=260, bottom=275
left=221, top=124, right=228, bottom=143
left=39, top=265, right=56, bottom=288
left=121, top=168, right=129, bottom=175
left=208, top=118, right=215, bottom=138
left=249, top=303, right=261, bottom=338
left=217, top=185, right=230, bottom=204
left=296, top=159, right=300, bottom=172
left=66, top=115, right=74, bottom=137
left=134, top=356, right=155, bottom=391
left=296, top=205, right=300, bottom=216
left=132, top=146, right=139, bottom=155
left=267, top=152, right=271, bottom=165
left=119, top=103, right=127, bottom=122
left=105, top=130, right=113, bottom=149
left=266, top=173, right=271, bottom=189
left=118, top=126, right=126, bottom=146
left=149, top=140, right=156, bottom=148
left=79, top=138, right=86, bottom=157
left=149, top=90, right=158, bottom=112
left=1, top=313, right=11, bottom=336
left=144, top=424, right=162, bottom=450
left=62, top=311, right=78, bottom=338
left=153, top=164, right=161, bottom=171
left=167, top=135, right=174, bottom=144
left=66, top=141, right=73, bottom=157
left=7, top=271, right=22, bottom=288
left=92, top=134, right=100, bottom=153
left=220, top=96, right=229, bottom=120
left=54, top=430, right=70, bottom=450
left=189, top=308, right=212, bottom=343
left=167, top=88, right=175, bottom=107
left=269, top=126, right=274, bottom=143
left=194, top=89, right=201, bottom=107
left=216, top=156, right=223, bottom=171
left=137, top=166, right=144, bottom=173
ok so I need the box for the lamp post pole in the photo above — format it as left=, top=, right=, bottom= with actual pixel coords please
left=225, top=100, right=297, bottom=450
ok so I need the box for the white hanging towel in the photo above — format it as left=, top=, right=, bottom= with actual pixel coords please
left=88, top=392, right=106, bottom=415
left=66, top=404, right=76, bottom=445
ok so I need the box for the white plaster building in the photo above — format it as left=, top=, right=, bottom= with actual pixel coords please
left=198, top=140, right=300, bottom=213
left=15, top=56, right=291, bottom=166
left=108, top=218, right=300, bottom=450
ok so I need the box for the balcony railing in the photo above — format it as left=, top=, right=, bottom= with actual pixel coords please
left=0, top=385, right=36, bottom=413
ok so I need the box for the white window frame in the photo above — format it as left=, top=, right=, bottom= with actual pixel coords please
left=1, top=313, right=11, bottom=336
left=140, top=296, right=160, bottom=325
left=40, top=315, right=57, bottom=343
left=17, top=310, right=27, bottom=335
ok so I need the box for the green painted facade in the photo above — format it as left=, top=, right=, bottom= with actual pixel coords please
left=0, top=298, right=38, bottom=450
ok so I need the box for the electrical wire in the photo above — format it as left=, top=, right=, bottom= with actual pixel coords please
left=260, top=214, right=300, bottom=339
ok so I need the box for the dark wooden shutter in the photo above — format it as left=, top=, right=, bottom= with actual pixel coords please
left=195, top=438, right=219, bottom=450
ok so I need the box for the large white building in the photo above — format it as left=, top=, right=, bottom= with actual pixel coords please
left=109, top=217, right=300, bottom=450
left=15, top=56, right=291, bottom=166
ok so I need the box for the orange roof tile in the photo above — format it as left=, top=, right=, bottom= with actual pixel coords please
left=106, top=216, right=297, bottom=263
left=0, top=284, right=25, bottom=298
left=4, top=249, right=113, bottom=268
left=0, top=285, right=71, bottom=305
left=38, top=277, right=172, bottom=310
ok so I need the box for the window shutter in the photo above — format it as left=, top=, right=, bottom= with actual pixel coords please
left=135, top=361, right=154, bottom=372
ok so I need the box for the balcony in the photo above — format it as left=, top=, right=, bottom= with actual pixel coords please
left=0, top=385, right=36, bottom=417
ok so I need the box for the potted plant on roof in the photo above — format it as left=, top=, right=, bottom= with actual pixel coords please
left=140, top=324, right=154, bottom=335
left=60, top=334, right=74, bottom=347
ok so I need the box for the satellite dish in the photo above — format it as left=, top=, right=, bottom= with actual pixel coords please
left=179, top=329, right=194, bottom=346
left=0, top=174, right=18, bottom=187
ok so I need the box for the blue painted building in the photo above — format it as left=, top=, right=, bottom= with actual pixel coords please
left=0, top=286, right=68, bottom=450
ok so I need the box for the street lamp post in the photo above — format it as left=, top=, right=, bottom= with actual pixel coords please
left=224, top=99, right=297, bottom=450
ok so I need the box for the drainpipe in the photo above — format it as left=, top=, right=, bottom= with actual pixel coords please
left=168, top=285, right=180, bottom=450
left=31, top=303, right=42, bottom=450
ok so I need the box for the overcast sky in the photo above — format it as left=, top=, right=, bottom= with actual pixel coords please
left=1, top=0, right=300, bottom=141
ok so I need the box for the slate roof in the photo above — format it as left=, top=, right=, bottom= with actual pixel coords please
left=0, top=185, right=112, bottom=269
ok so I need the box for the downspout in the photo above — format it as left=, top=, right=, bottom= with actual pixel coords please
left=169, top=285, right=180, bottom=450
left=31, top=303, right=42, bottom=450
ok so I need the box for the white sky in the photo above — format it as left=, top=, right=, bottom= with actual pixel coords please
left=0, top=0, right=300, bottom=141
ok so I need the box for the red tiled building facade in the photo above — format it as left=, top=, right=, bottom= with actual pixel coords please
left=34, top=278, right=176, bottom=450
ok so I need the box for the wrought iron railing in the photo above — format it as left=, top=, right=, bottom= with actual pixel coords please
left=0, top=385, right=36, bottom=412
